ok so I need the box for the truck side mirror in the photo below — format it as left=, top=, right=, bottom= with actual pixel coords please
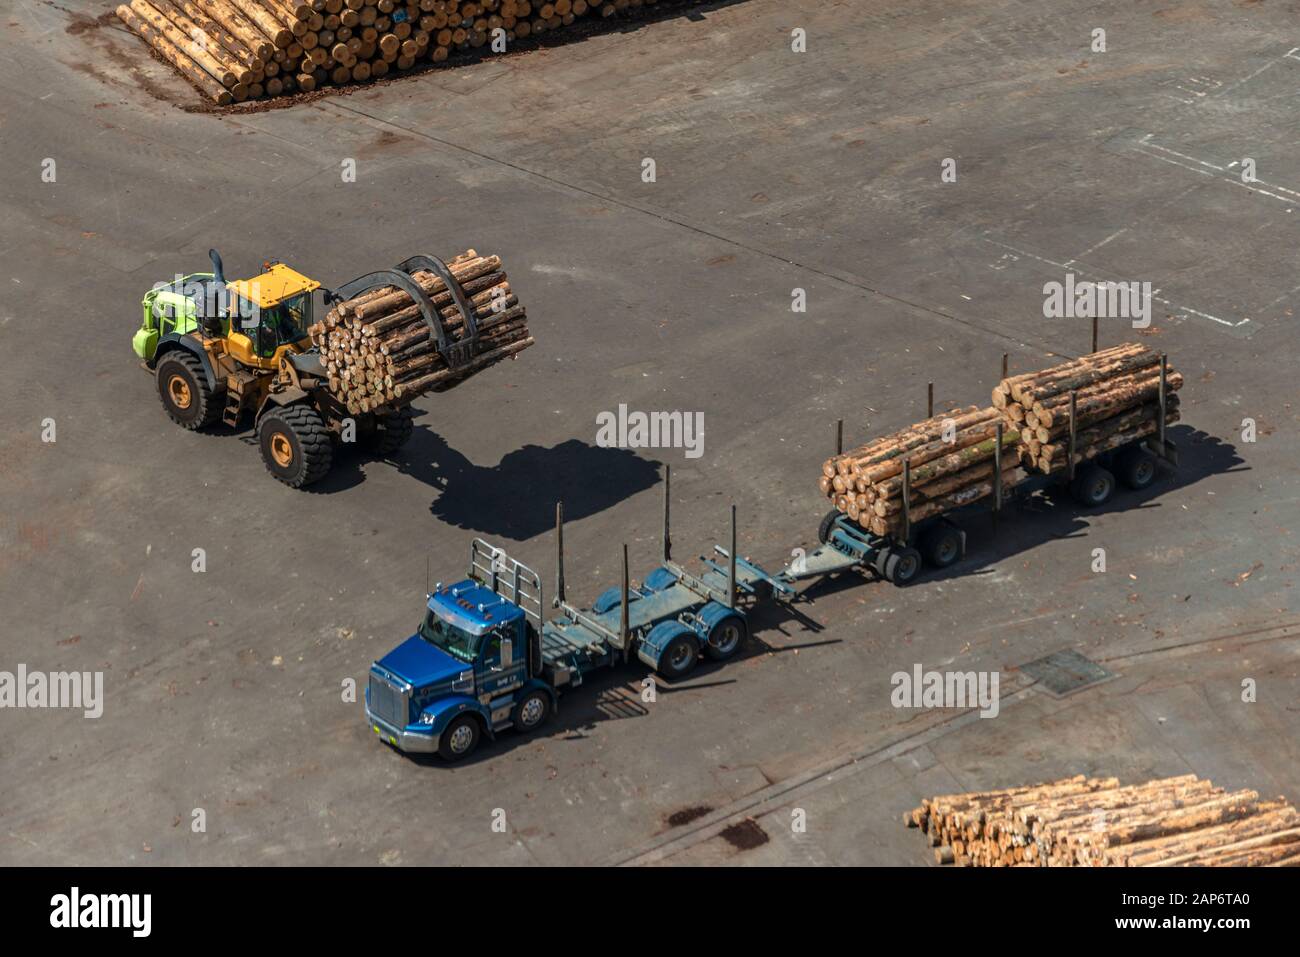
left=499, top=637, right=513, bottom=669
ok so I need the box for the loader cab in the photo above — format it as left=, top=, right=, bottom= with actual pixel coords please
left=224, top=263, right=320, bottom=368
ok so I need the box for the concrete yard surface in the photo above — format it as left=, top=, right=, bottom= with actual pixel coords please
left=0, top=0, right=1297, bottom=866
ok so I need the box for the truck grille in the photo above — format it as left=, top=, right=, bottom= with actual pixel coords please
left=369, top=673, right=410, bottom=729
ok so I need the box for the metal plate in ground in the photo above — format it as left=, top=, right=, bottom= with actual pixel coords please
left=1021, top=649, right=1117, bottom=698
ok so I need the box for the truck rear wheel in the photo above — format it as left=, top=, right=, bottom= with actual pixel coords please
left=704, top=615, right=747, bottom=661
left=367, top=407, right=415, bottom=456
left=513, top=690, right=551, bottom=732
left=1116, top=447, right=1156, bottom=490
left=439, top=714, right=481, bottom=761
left=1071, top=464, right=1115, bottom=507
left=156, top=353, right=220, bottom=430
left=657, top=634, right=698, bottom=680
left=883, top=546, right=923, bottom=587
left=920, top=524, right=962, bottom=569
left=817, top=509, right=841, bottom=544
left=258, top=405, right=333, bottom=488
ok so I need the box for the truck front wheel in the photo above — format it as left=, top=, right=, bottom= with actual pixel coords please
left=156, top=353, right=220, bottom=430
left=513, top=690, right=551, bottom=732
left=258, top=405, right=333, bottom=488
left=439, top=714, right=481, bottom=761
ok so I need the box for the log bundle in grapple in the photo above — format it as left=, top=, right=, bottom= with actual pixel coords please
left=307, top=248, right=533, bottom=415
left=993, top=343, right=1182, bottom=474
left=906, top=774, right=1300, bottom=866
left=819, top=406, right=1021, bottom=538
left=116, top=0, right=685, bottom=105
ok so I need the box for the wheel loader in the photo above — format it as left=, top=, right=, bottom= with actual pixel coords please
left=132, top=249, right=479, bottom=488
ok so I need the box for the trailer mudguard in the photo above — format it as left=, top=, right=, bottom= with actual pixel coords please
left=642, top=566, right=678, bottom=593
left=693, top=600, right=743, bottom=639
left=636, top=620, right=697, bottom=671
left=419, top=694, right=495, bottom=740
left=153, top=333, right=219, bottom=391
left=591, top=586, right=628, bottom=615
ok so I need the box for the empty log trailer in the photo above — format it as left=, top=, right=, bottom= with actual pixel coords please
left=363, top=469, right=880, bottom=761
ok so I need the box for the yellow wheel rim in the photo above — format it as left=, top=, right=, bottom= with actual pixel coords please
left=168, top=375, right=192, bottom=410
left=270, top=433, right=293, bottom=468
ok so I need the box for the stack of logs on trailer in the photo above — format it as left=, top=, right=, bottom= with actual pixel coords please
left=994, top=343, right=1182, bottom=474
left=817, top=343, right=1180, bottom=538
left=116, top=0, right=678, bottom=105
left=308, top=248, right=534, bottom=415
left=819, top=407, right=1021, bottom=538
left=906, top=774, right=1300, bottom=866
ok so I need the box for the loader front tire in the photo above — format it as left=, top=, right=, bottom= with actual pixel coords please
left=258, top=404, right=333, bottom=489
left=367, top=407, right=415, bottom=456
left=156, top=353, right=220, bottom=430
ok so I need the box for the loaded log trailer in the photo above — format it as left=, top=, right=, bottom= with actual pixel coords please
left=820, top=344, right=1181, bottom=587
left=133, top=248, right=529, bottom=487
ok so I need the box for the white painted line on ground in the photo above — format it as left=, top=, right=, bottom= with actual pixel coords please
left=982, top=236, right=1249, bottom=330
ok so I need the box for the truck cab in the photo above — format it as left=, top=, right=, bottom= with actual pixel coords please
left=365, top=546, right=556, bottom=761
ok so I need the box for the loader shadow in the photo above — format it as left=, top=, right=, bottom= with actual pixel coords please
left=920, top=426, right=1246, bottom=584
left=392, top=426, right=663, bottom=540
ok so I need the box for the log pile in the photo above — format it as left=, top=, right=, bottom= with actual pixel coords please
left=906, top=774, right=1300, bottom=866
left=819, top=406, right=1022, bottom=538
left=993, top=343, right=1182, bottom=474
left=116, top=0, right=683, bottom=105
left=307, top=248, right=533, bottom=415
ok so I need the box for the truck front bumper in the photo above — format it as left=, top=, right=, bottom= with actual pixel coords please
left=366, top=708, right=439, bottom=754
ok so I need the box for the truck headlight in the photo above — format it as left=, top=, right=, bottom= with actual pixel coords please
left=418, top=712, right=436, bottom=726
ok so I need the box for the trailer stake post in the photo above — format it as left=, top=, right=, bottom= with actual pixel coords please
left=1002, top=353, right=1008, bottom=382
left=835, top=419, right=843, bottom=457
left=1159, top=354, right=1168, bottom=448
left=554, top=501, right=565, bottom=607
left=993, top=422, right=1003, bottom=535
left=728, top=505, right=737, bottom=610
left=662, top=465, right=671, bottom=562
left=620, top=544, right=630, bottom=661
left=1091, top=316, right=1098, bottom=354
left=927, top=382, right=934, bottom=419
left=1068, top=390, right=1078, bottom=481
left=902, top=459, right=912, bottom=545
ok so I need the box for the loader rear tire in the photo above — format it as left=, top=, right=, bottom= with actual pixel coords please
left=156, top=353, right=220, bottom=430
left=258, top=404, right=333, bottom=488
left=367, top=407, right=415, bottom=456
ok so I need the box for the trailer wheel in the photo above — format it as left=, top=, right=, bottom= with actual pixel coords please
left=920, top=525, right=962, bottom=569
left=156, top=352, right=221, bottom=430
left=817, top=509, right=841, bottom=545
left=438, top=714, right=481, bottom=761
left=704, top=615, right=747, bottom=661
left=883, top=546, right=923, bottom=587
left=512, top=690, right=551, bottom=732
left=1071, top=464, right=1115, bottom=507
left=367, top=407, right=415, bottom=456
left=657, top=634, right=698, bottom=680
left=1116, top=447, right=1156, bottom=491
left=258, top=404, right=333, bottom=488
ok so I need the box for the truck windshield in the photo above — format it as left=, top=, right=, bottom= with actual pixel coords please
left=418, top=611, right=480, bottom=662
